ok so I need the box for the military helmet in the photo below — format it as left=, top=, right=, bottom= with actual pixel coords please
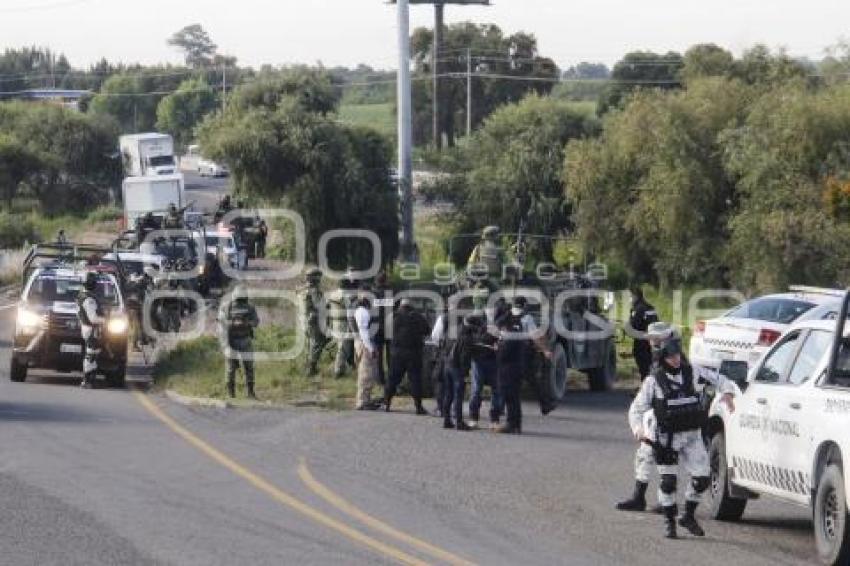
left=482, top=225, right=500, bottom=239
left=168, top=202, right=177, bottom=212
left=306, top=268, right=322, bottom=278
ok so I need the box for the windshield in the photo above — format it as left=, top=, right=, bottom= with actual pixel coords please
left=154, top=238, right=196, bottom=261
left=726, top=297, right=816, bottom=325
left=149, top=155, right=175, bottom=167
left=26, top=276, right=119, bottom=306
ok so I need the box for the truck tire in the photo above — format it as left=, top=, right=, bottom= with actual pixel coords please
left=815, top=463, right=850, bottom=565
left=10, top=357, right=27, bottom=383
left=587, top=342, right=616, bottom=392
left=708, top=431, right=747, bottom=521
left=106, top=365, right=127, bottom=389
left=548, top=343, right=568, bottom=401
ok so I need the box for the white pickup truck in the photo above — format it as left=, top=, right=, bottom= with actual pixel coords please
left=707, top=292, right=850, bottom=565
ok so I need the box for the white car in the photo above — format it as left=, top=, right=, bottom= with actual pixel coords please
left=706, top=294, right=850, bottom=565
left=204, top=231, right=239, bottom=270
left=197, top=157, right=229, bottom=177
left=690, top=286, right=843, bottom=369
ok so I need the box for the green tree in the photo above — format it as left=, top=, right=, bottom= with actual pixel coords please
left=410, top=22, right=559, bottom=146
left=0, top=133, right=43, bottom=209
left=229, top=67, right=341, bottom=115
left=167, top=24, right=218, bottom=68
left=597, top=51, right=683, bottom=115
left=156, top=77, right=218, bottom=149
left=197, top=78, right=397, bottom=266
left=681, top=44, right=735, bottom=83
left=433, top=95, right=594, bottom=262
left=90, top=67, right=189, bottom=133
left=566, top=78, right=753, bottom=286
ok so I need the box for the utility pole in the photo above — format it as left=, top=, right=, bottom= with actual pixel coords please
left=432, top=2, right=444, bottom=149
left=397, top=0, right=415, bottom=260
left=221, top=64, right=227, bottom=113
left=466, top=47, right=472, bottom=137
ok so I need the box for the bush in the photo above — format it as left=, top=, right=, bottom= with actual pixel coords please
left=0, top=213, right=39, bottom=248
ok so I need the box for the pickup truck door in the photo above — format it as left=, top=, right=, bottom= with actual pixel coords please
left=728, top=331, right=803, bottom=497
left=769, top=329, right=832, bottom=504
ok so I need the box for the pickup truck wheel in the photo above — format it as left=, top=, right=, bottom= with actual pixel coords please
left=548, top=343, right=568, bottom=401
left=9, top=357, right=27, bottom=383
left=708, top=431, right=747, bottom=521
left=587, top=342, right=617, bottom=392
left=815, top=464, right=850, bottom=565
left=105, top=365, right=127, bottom=389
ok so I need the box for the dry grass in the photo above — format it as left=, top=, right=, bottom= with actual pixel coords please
left=0, top=248, right=27, bottom=287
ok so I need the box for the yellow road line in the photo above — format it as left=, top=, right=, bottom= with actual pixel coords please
left=132, top=392, right=429, bottom=566
left=298, top=458, right=477, bottom=566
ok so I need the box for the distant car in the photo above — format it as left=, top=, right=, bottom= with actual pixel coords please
left=689, top=286, right=843, bottom=369
left=198, top=157, right=229, bottom=177
left=204, top=231, right=240, bottom=270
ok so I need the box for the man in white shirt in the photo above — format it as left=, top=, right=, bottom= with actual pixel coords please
left=353, top=287, right=379, bottom=410
left=629, top=332, right=736, bottom=539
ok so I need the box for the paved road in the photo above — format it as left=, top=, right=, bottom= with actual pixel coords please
left=0, top=302, right=821, bottom=566
left=183, top=170, right=231, bottom=213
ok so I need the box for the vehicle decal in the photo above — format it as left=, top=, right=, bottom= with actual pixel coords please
left=733, top=456, right=810, bottom=496
left=703, top=336, right=755, bottom=350
left=825, top=398, right=850, bottom=414
left=738, top=413, right=800, bottom=437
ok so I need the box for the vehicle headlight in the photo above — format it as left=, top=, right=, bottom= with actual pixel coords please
left=17, top=308, right=44, bottom=331
left=107, top=316, right=129, bottom=335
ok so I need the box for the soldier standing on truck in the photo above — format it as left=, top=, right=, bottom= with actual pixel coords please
left=221, top=288, right=259, bottom=399
left=467, top=226, right=506, bottom=282
left=77, top=272, right=105, bottom=390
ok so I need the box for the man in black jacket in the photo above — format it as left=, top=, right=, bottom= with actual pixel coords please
left=629, top=287, right=659, bottom=381
left=442, top=313, right=476, bottom=431
left=384, top=299, right=431, bottom=414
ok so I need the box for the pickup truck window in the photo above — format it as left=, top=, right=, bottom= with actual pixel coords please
left=788, top=330, right=831, bottom=385
left=756, top=332, right=800, bottom=383
left=830, top=338, right=850, bottom=387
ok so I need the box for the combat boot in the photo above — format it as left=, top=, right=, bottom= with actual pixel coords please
left=443, top=418, right=455, bottom=429
left=226, top=381, right=236, bottom=398
left=80, top=372, right=96, bottom=390
left=384, top=396, right=393, bottom=412
left=246, top=382, right=257, bottom=400
left=495, top=423, right=521, bottom=434
left=663, top=505, right=678, bottom=539
left=414, top=400, right=428, bottom=416
left=456, top=421, right=472, bottom=431
left=615, top=481, right=648, bottom=512
left=678, top=501, right=705, bottom=537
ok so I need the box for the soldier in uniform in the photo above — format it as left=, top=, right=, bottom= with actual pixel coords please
left=302, top=268, right=328, bottom=376
left=163, top=203, right=183, bottom=229
left=77, top=272, right=105, bottom=389
left=220, top=287, right=259, bottom=398
left=328, top=271, right=356, bottom=377
left=629, top=287, right=659, bottom=381
left=256, top=216, right=268, bottom=259
left=467, top=226, right=506, bottom=282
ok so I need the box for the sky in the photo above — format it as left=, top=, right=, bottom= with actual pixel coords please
left=0, top=0, right=848, bottom=70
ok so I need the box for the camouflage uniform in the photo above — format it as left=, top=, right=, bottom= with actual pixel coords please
left=328, top=278, right=356, bottom=377
left=467, top=226, right=506, bottom=282
left=163, top=203, right=183, bottom=229
left=302, top=269, right=328, bottom=376
left=221, top=295, right=259, bottom=398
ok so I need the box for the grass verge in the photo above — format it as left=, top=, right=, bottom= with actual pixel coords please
left=153, top=328, right=366, bottom=410
left=338, top=103, right=395, bottom=139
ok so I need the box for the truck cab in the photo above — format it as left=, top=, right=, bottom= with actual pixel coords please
left=707, top=290, right=850, bottom=565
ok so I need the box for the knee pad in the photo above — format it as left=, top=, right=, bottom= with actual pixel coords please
left=692, top=476, right=710, bottom=494
left=660, top=474, right=677, bottom=495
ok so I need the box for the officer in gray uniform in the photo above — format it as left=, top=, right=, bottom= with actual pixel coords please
left=77, top=272, right=105, bottom=389
left=221, top=287, right=259, bottom=398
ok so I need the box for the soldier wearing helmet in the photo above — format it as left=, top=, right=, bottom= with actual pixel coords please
left=220, top=286, right=259, bottom=398
left=467, top=226, right=506, bottom=281
left=302, top=268, right=328, bottom=376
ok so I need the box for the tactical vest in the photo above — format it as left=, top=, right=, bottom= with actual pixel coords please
left=228, top=303, right=255, bottom=339
left=478, top=242, right=503, bottom=276
left=497, top=314, right=528, bottom=364
left=651, top=365, right=706, bottom=434
left=76, top=291, right=101, bottom=327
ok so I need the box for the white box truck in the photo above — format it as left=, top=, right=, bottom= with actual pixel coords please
left=120, top=133, right=177, bottom=177
left=122, top=174, right=184, bottom=229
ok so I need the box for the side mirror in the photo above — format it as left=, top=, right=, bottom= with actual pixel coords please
left=719, top=360, right=749, bottom=392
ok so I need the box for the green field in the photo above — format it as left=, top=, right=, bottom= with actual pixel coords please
left=337, top=103, right=395, bottom=139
